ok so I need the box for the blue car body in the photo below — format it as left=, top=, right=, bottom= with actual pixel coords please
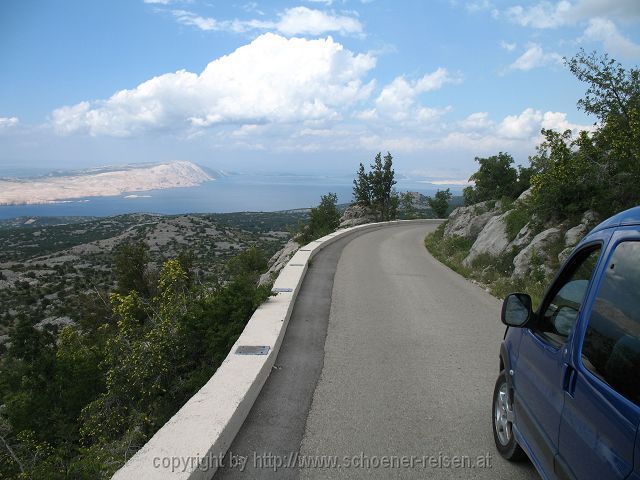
left=499, top=206, right=640, bottom=480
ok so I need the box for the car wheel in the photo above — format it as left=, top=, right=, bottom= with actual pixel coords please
left=492, top=371, right=526, bottom=461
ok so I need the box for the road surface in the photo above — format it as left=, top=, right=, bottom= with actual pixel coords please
left=216, top=222, right=538, bottom=479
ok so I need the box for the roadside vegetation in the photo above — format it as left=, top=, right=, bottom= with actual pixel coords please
left=426, top=50, right=639, bottom=308
left=0, top=212, right=301, bottom=478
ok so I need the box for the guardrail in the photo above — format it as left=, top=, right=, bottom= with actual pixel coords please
left=112, top=219, right=441, bottom=480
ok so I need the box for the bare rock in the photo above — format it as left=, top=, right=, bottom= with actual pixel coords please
left=512, top=227, right=562, bottom=278
left=258, top=239, right=300, bottom=286
left=516, top=187, right=533, bottom=202
left=463, top=212, right=510, bottom=267
left=564, top=224, right=589, bottom=248
left=444, top=201, right=500, bottom=240
left=35, top=316, right=74, bottom=330
left=558, top=247, right=574, bottom=266
left=509, top=222, right=534, bottom=250
left=339, top=204, right=378, bottom=228
left=582, top=210, right=599, bottom=227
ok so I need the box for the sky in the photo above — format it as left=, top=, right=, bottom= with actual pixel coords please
left=1, top=0, right=639, bottom=183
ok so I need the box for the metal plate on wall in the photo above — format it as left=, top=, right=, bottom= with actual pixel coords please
left=236, top=345, right=270, bottom=355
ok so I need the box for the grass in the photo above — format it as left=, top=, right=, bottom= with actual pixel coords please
left=425, top=222, right=550, bottom=310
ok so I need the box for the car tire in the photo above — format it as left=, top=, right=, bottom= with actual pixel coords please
left=492, top=371, right=526, bottom=461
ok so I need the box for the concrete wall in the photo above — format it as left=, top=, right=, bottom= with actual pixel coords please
left=112, top=219, right=441, bottom=480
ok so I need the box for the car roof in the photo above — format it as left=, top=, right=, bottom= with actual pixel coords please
left=590, top=206, right=640, bottom=235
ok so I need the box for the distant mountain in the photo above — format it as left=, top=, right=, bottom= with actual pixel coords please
left=0, top=161, right=216, bottom=206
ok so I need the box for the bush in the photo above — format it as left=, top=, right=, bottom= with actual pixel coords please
left=504, top=207, right=529, bottom=241
left=297, top=192, right=341, bottom=243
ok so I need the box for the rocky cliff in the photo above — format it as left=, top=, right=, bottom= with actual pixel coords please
left=442, top=190, right=599, bottom=279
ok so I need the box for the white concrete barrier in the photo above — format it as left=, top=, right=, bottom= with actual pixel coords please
left=112, top=219, right=442, bottom=480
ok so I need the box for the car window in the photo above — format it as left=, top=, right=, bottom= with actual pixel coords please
left=582, top=241, right=640, bottom=406
left=535, top=247, right=601, bottom=346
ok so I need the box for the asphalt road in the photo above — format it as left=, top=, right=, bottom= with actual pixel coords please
left=216, top=222, right=538, bottom=479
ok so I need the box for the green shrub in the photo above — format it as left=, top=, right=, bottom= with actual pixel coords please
left=504, top=208, right=529, bottom=241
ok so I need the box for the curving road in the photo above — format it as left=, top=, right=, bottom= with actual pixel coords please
left=216, top=222, right=538, bottom=479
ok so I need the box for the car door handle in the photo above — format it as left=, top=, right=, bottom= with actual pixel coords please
left=562, top=364, right=577, bottom=397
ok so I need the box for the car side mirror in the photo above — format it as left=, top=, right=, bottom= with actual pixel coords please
left=501, top=293, right=533, bottom=327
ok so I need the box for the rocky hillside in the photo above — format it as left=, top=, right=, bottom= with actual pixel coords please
left=426, top=189, right=600, bottom=305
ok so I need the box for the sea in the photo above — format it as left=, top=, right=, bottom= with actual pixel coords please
left=0, top=173, right=462, bottom=220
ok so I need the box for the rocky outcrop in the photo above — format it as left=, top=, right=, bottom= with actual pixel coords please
left=509, top=222, right=534, bottom=250
left=463, top=212, right=510, bottom=267
left=512, top=227, right=562, bottom=278
left=444, top=201, right=500, bottom=239
left=339, top=204, right=378, bottom=228
left=557, top=210, right=599, bottom=265
left=564, top=224, right=589, bottom=248
left=258, top=239, right=300, bottom=286
left=516, top=187, right=533, bottom=202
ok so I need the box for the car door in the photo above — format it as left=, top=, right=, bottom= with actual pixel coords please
left=513, top=243, right=603, bottom=476
left=557, top=232, right=640, bottom=480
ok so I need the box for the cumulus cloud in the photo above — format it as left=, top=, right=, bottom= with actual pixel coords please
left=507, top=43, right=562, bottom=71
left=0, top=116, right=19, bottom=128
left=582, top=18, right=640, bottom=59
left=498, top=108, right=544, bottom=139
left=51, top=34, right=376, bottom=136
left=497, top=107, right=592, bottom=139
left=459, top=112, right=493, bottom=130
left=374, top=68, right=460, bottom=120
left=169, top=6, right=363, bottom=36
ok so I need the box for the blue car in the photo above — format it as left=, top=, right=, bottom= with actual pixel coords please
left=493, top=206, right=640, bottom=480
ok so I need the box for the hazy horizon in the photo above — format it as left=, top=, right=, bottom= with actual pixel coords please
left=2, top=1, right=639, bottom=184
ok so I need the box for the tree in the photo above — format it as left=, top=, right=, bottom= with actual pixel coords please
left=298, top=192, right=341, bottom=243
left=427, top=189, right=453, bottom=218
left=564, top=50, right=640, bottom=216
left=115, top=241, right=149, bottom=295
left=400, top=192, right=418, bottom=219
left=462, top=153, right=527, bottom=205
left=352, top=163, right=372, bottom=206
left=353, top=152, right=398, bottom=221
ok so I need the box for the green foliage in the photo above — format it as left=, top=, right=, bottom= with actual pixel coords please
left=114, top=241, right=149, bottom=296
left=423, top=224, right=473, bottom=277
left=400, top=192, right=418, bottom=219
left=298, top=192, right=341, bottom=243
left=352, top=163, right=372, bottom=206
left=504, top=207, right=530, bottom=242
left=0, top=247, right=273, bottom=478
left=427, top=189, right=452, bottom=218
left=462, top=153, right=530, bottom=206
left=425, top=225, right=548, bottom=309
left=352, top=152, right=399, bottom=221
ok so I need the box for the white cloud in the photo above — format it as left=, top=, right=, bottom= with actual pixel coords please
left=567, top=0, right=640, bottom=21
left=0, top=116, right=19, bottom=128
left=466, top=0, right=494, bottom=13
left=503, top=0, right=640, bottom=28
left=496, top=107, right=592, bottom=139
left=504, top=1, right=572, bottom=28
left=507, top=43, right=562, bottom=71
left=498, top=108, right=544, bottom=139
left=541, top=111, right=596, bottom=132
left=172, top=10, right=219, bottom=31
left=374, top=68, right=460, bottom=120
left=169, top=6, right=362, bottom=36
left=500, top=41, right=517, bottom=51
left=276, top=6, right=362, bottom=36
left=582, top=18, right=640, bottom=59
left=459, top=112, right=493, bottom=130
left=144, top=0, right=172, bottom=4
left=51, top=34, right=376, bottom=136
